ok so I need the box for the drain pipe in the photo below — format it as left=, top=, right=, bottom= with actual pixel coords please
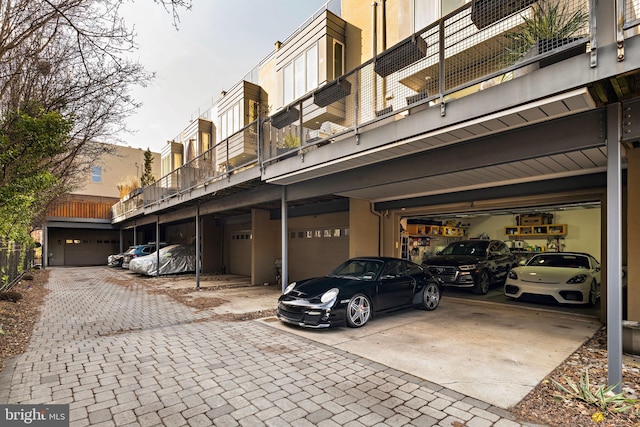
left=370, top=203, right=384, bottom=256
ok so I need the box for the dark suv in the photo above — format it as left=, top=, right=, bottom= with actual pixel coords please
left=421, top=239, right=516, bottom=295
left=122, top=242, right=167, bottom=269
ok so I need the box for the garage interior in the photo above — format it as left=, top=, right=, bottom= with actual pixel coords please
left=398, top=199, right=603, bottom=317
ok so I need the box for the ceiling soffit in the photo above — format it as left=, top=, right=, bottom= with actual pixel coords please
left=268, top=88, right=597, bottom=186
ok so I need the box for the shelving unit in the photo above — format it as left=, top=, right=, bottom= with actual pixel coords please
left=504, top=224, right=567, bottom=238
left=406, top=224, right=466, bottom=237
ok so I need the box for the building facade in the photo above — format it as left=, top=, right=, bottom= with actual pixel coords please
left=45, top=144, right=161, bottom=266
left=112, top=0, right=638, bottom=336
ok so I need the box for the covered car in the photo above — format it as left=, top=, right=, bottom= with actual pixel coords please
left=504, top=252, right=601, bottom=305
left=277, top=257, right=442, bottom=329
left=107, top=246, right=134, bottom=267
left=128, top=244, right=196, bottom=276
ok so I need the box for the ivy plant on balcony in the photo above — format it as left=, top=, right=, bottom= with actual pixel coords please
left=277, top=132, right=300, bottom=149
left=505, top=0, right=589, bottom=66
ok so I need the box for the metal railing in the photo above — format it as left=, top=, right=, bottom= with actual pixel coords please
left=0, top=240, right=35, bottom=291
left=625, top=0, right=640, bottom=30
left=260, top=0, right=592, bottom=165
left=143, top=121, right=260, bottom=207
left=113, top=0, right=595, bottom=221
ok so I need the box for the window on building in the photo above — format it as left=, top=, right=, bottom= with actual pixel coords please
left=219, top=101, right=242, bottom=140
left=233, top=103, right=240, bottom=134
left=283, top=43, right=319, bottom=105
left=173, top=152, right=183, bottom=169
left=91, top=166, right=102, bottom=183
left=283, top=63, right=294, bottom=105
left=333, top=41, right=344, bottom=79
left=413, top=0, right=470, bottom=31
left=201, top=132, right=211, bottom=155
left=248, top=100, right=259, bottom=123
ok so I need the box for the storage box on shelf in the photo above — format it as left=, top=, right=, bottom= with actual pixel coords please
left=406, top=224, right=466, bottom=237
left=504, top=224, right=567, bottom=237
left=516, top=213, right=554, bottom=225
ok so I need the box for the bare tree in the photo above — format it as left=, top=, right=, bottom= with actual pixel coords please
left=0, top=0, right=191, bottom=240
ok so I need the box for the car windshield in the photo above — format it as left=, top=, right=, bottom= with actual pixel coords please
left=527, top=254, right=590, bottom=269
left=439, top=241, right=488, bottom=256
left=330, top=259, right=384, bottom=280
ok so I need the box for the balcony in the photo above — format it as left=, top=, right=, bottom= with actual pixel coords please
left=113, top=0, right=640, bottom=222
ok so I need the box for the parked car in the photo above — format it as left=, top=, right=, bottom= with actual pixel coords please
left=422, top=239, right=517, bottom=295
left=504, top=252, right=601, bottom=306
left=107, top=246, right=134, bottom=268
left=277, top=257, right=442, bottom=329
left=122, top=243, right=166, bottom=269
left=128, top=244, right=196, bottom=276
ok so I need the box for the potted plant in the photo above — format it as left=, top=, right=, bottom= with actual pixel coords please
left=505, top=0, right=589, bottom=69
left=276, top=131, right=300, bottom=156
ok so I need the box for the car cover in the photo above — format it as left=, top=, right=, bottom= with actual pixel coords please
left=129, top=244, right=196, bottom=276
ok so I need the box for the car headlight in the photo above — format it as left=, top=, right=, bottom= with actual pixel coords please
left=283, top=282, right=296, bottom=294
left=459, top=264, right=477, bottom=271
left=508, top=270, right=518, bottom=280
left=567, top=274, right=587, bottom=284
left=320, top=288, right=339, bottom=303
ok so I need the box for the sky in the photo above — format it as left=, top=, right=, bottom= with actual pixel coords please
left=119, top=0, right=329, bottom=153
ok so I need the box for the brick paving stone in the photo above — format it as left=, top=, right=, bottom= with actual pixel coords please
left=88, top=408, right=113, bottom=424
left=410, top=414, right=439, bottom=426
left=466, top=416, right=494, bottom=427
left=0, top=268, right=532, bottom=427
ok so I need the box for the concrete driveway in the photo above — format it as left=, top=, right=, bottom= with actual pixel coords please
left=126, top=271, right=602, bottom=409
left=259, top=298, right=601, bottom=409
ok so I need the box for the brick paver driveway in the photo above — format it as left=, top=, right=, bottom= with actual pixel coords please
left=0, top=267, right=532, bottom=426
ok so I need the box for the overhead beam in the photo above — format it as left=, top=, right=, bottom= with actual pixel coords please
left=287, top=109, right=606, bottom=201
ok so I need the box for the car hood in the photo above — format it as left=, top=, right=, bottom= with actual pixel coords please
left=513, top=266, right=590, bottom=284
left=424, top=255, right=483, bottom=266
left=286, top=276, right=361, bottom=299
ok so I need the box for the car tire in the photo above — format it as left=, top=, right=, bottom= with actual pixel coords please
left=346, top=294, right=372, bottom=328
left=473, top=270, right=490, bottom=295
left=587, top=280, right=599, bottom=306
left=421, top=282, right=441, bottom=311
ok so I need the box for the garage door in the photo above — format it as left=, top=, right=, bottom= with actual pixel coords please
left=48, top=228, right=120, bottom=266
left=288, top=226, right=349, bottom=281
left=228, top=231, right=252, bottom=276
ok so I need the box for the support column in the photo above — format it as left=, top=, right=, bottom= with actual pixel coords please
left=281, top=187, right=288, bottom=293
left=196, top=204, right=201, bottom=290
left=155, top=217, right=160, bottom=276
left=251, top=208, right=279, bottom=286
left=627, top=147, right=640, bottom=321
left=349, top=198, right=381, bottom=258
left=42, top=223, right=48, bottom=269
left=606, top=103, right=623, bottom=391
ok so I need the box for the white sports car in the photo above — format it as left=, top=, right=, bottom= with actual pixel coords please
left=504, top=252, right=601, bottom=306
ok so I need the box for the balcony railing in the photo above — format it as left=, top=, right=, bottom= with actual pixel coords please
left=625, top=0, right=640, bottom=30
left=260, top=0, right=593, bottom=165
left=113, top=0, right=599, bottom=221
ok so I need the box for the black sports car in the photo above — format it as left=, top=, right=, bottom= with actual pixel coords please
left=277, top=257, right=443, bottom=328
